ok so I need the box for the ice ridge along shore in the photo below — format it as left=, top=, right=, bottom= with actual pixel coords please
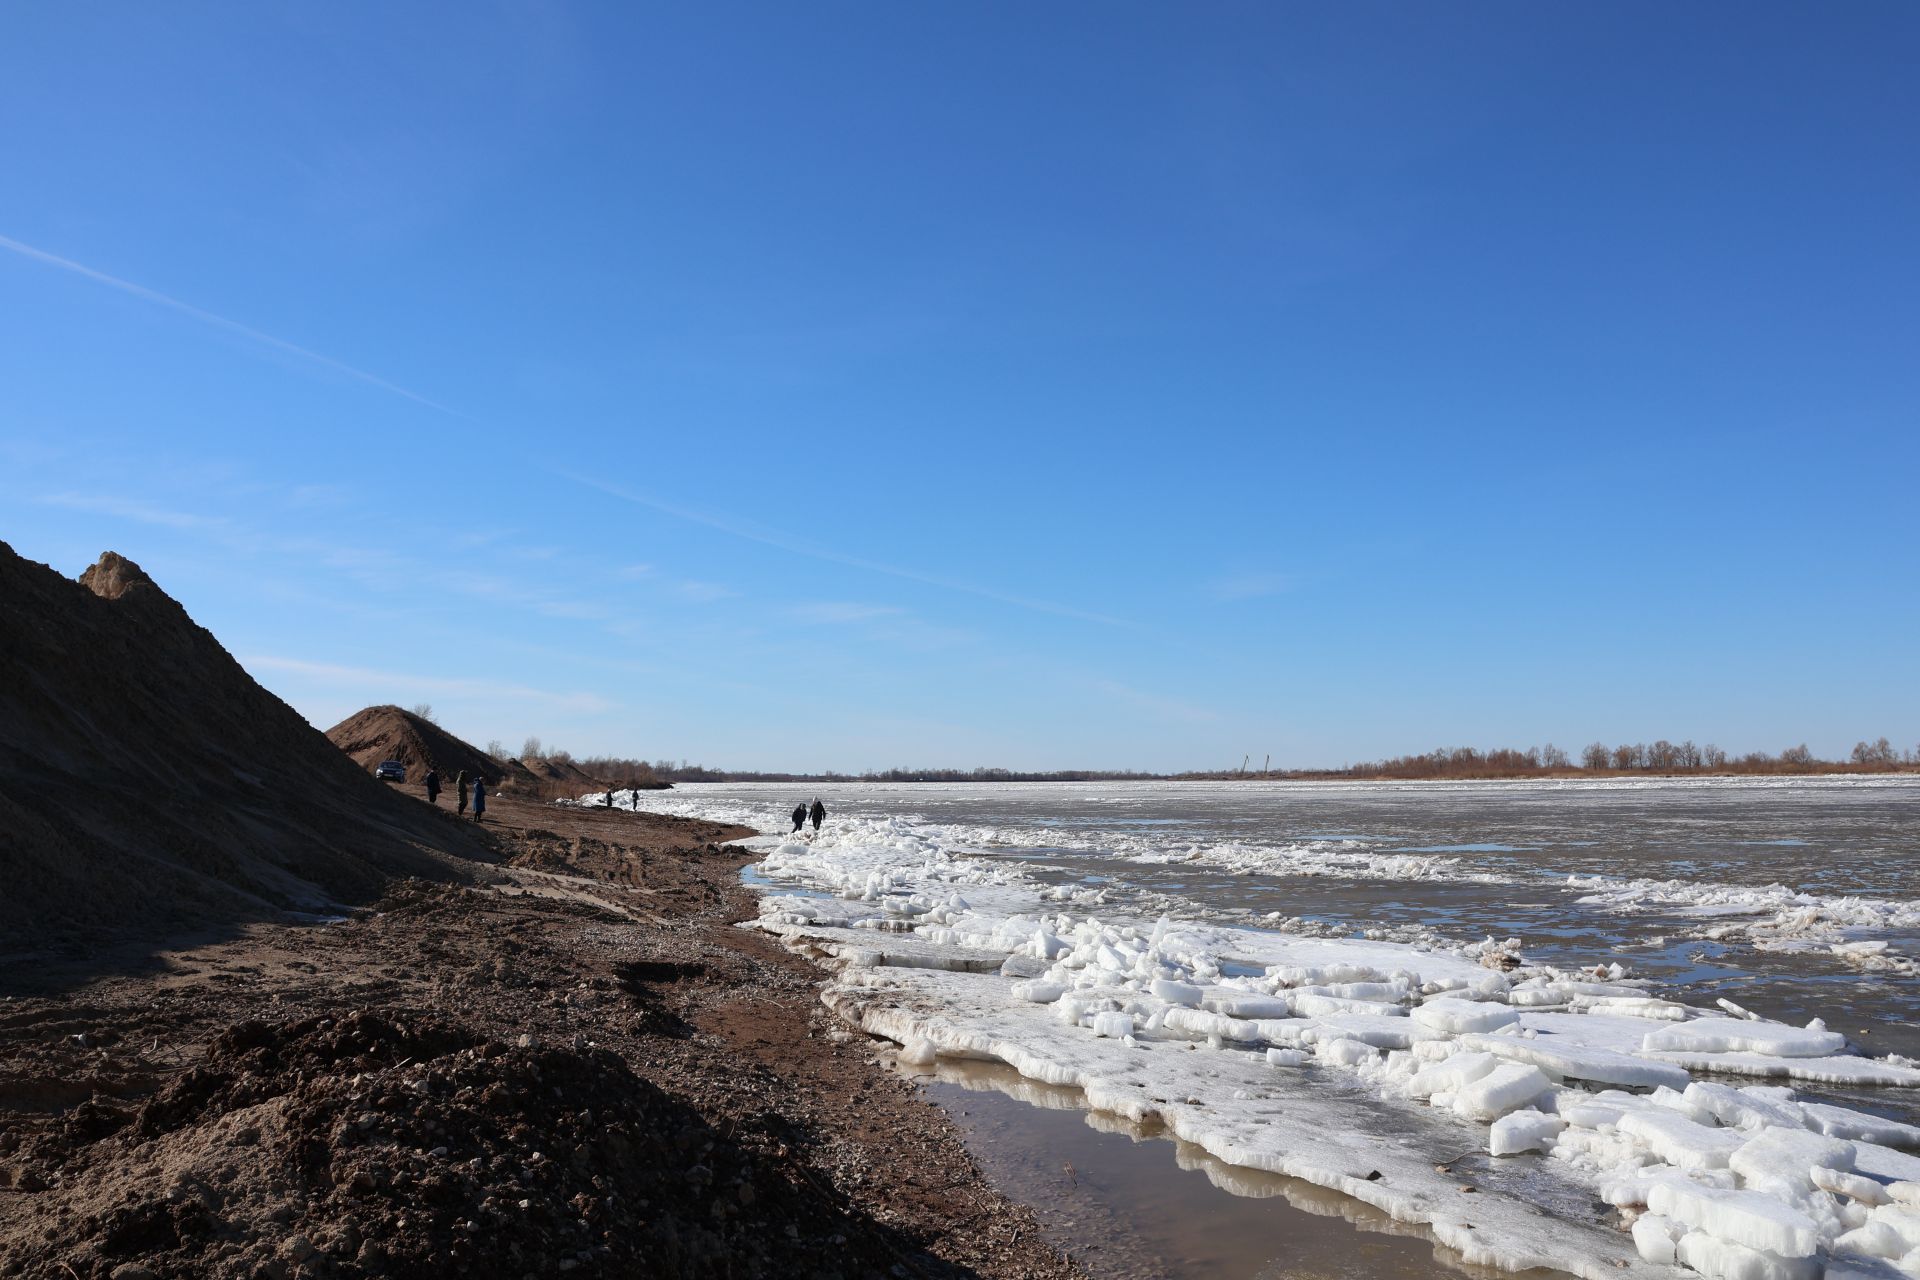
left=719, top=811, right=1920, bottom=1280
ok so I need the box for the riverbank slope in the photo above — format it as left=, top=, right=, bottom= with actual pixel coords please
left=0, top=793, right=1082, bottom=1280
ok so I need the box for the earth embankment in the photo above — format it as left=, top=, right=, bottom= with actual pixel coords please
left=0, top=544, right=494, bottom=954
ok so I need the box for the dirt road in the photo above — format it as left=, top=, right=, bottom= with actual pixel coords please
left=0, top=792, right=1082, bottom=1280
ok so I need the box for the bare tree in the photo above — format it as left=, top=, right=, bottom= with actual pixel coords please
left=1702, top=743, right=1727, bottom=769
left=1582, top=742, right=1611, bottom=770
left=1780, top=744, right=1816, bottom=768
left=1540, top=743, right=1570, bottom=769
left=485, top=739, right=506, bottom=759
left=521, top=735, right=544, bottom=761
left=409, top=703, right=437, bottom=724
left=1852, top=737, right=1897, bottom=767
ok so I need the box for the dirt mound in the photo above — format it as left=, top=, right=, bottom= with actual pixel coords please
left=514, top=756, right=602, bottom=786
left=0, top=544, right=493, bottom=945
left=7, top=1008, right=913, bottom=1279
left=325, top=705, right=504, bottom=787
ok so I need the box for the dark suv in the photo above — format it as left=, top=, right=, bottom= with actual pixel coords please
left=374, top=760, right=406, bottom=782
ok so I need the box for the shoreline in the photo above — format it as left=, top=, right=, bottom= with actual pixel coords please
left=0, top=794, right=1082, bottom=1280
left=650, top=769, right=1920, bottom=787
left=725, top=792, right=1920, bottom=1280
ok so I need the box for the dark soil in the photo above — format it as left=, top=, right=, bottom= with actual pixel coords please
left=0, top=795, right=1084, bottom=1280
left=324, top=704, right=512, bottom=789
left=0, top=545, right=494, bottom=945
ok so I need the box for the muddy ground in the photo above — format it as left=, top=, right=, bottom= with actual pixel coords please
left=0, top=793, right=1083, bottom=1280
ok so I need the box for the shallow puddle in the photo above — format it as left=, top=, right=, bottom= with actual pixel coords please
left=911, top=1057, right=1566, bottom=1280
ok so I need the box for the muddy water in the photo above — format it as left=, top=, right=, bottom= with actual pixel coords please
left=910, top=1058, right=1565, bottom=1280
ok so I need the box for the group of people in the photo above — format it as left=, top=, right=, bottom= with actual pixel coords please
left=413, top=764, right=825, bottom=839
left=422, top=767, right=486, bottom=822
left=791, top=798, right=827, bottom=835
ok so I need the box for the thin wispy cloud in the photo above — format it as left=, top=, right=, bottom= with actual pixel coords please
left=1089, top=678, right=1221, bottom=725
left=285, top=484, right=354, bottom=510
left=441, top=569, right=609, bottom=621
left=39, top=491, right=227, bottom=530
left=244, top=654, right=612, bottom=714
left=560, top=471, right=1126, bottom=627
left=789, top=602, right=905, bottom=624
left=0, top=233, right=455, bottom=414
left=1206, top=571, right=1293, bottom=601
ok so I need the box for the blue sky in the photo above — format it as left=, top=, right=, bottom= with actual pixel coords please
left=2, top=4, right=1915, bottom=772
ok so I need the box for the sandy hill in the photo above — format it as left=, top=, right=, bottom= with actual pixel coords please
left=323, top=707, right=618, bottom=797
left=0, top=544, right=493, bottom=945
left=512, top=755, right=605, bottom=788
left=326, top=704, right=506, bottom=786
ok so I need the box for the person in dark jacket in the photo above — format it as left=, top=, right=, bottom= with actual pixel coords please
left=425, top=768, right=441, bottom=805
left=471, top=777, right=487, bottom=823
left=809, top=798, right=826, bottom=833
left=454, top=770, right=469, bottom=815
left=791, top=802, right=807, bottom=834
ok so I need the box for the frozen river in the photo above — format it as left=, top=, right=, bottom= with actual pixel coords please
left=623, top=777, right=1920, bottom=1278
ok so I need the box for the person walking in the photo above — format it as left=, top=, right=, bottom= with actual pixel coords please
left=454, top=769, right=470, bottom=816
left=471, top=776, right=487, bottom=823
left=809, top=797, right=826, bottom=834
left=790, top=802, right=807, bottom=834
left=425, top=768, right=441, bottom=806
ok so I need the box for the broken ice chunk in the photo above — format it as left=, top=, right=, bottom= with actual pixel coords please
left=1641, top=1019, right=1847, bottom=1059
left=1410, top=998, right=1519, bottom=1036
left=1450, top=1062, right=1551, bottom=1122
left=1645, top=1181, right=1820, bottom=1258
left=1488, top=1109, right=1565, bottom=1156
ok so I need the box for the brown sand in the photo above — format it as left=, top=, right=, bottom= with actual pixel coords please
left=323, top=704, right=513, bottom=788
left=0, top=794, right=1082, bottom=1280
left=0, top=545, right=495, bottom=945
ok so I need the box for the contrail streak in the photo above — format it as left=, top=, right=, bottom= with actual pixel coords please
left=0, top=232, right=455, bottom=414
left=560, top=470, right=1128, bottom=627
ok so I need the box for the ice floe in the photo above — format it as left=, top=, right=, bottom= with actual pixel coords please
left=733, top=812, right=1920, bottom=1280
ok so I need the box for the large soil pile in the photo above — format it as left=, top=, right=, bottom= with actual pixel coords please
left=324, top=705, right=505, bottom=786
left=0, top=801, right=1081, bottom=1280
left=507, top=755, right=605, bottom=792
left=10, top=1007, right=862, bottom=1278
left=323, top=705, right=638, bottom=798
left=0, top=544, right=492, bottom=944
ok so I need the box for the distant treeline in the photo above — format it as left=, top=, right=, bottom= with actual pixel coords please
left=570, top=756, right=668, bottom=788
left=512, top=742, right=1916, bottom=789
left=640, top=761, right=1162, bottom=784
left=1181, top=737, right=1918, bottom=781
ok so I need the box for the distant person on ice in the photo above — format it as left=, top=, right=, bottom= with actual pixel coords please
left=425, top=768, right=441, bottom=805
left=471, top=777, right=487, bottom=823
left=791, top=802, right=807, bottom=834
left=809, top=798, right=826, bottom=833
left=454, top=769, right=470, bottom=816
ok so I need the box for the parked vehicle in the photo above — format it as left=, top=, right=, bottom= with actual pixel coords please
left=374, top=759, right=406, bottom=782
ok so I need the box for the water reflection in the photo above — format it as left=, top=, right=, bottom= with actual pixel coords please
left=911, top=1056, right=1565, bottom=1280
